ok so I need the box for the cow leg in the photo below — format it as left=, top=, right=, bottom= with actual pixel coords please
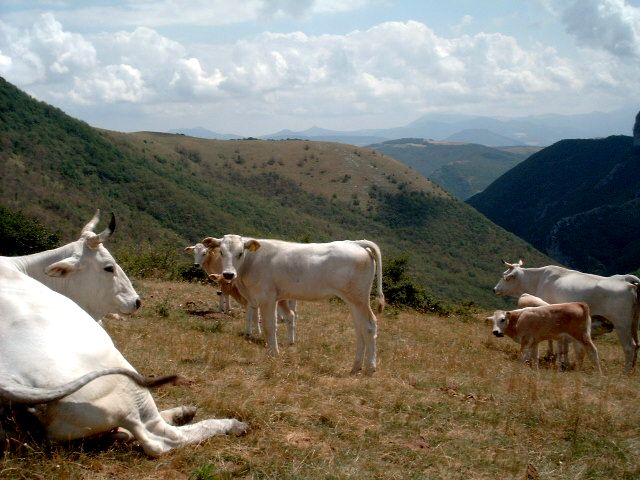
left=223, top=293, right=231, bottom=313
left=217, top=291, right=226, bottom=313
left=348, top=302, right=377, bottom=375
left=260, top=301, right=279, bottom=356
left=544, top=340, right=555, bottom=361
left=573, top=342, right=585, bottom=371
left=245, top=306, right=261, bottom=337
left=277, top=301, right=296, bottom=345
left=46, top=387, right=247, bottom=458
left=614, top=328, right=637, bottom=373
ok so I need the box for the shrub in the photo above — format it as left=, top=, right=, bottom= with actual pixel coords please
left=382, top=255, right=451, bottom=315
left=0, top=205, right=60, bottom=255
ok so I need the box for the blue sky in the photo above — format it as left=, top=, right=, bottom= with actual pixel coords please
left=1, top=1, right=640, bottom=136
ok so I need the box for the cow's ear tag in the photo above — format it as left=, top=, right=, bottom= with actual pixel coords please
left=246, top=240, right=260, bottom=252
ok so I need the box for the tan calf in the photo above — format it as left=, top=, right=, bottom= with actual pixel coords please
left=489, top=302, right=602, bottom=374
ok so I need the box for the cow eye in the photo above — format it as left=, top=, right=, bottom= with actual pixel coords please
left=237, top=251, right=243, bottom=258
left=104, top=266, right=115, bottom=273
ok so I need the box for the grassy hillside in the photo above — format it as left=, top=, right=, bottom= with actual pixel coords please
left=3, top=280, right=637, bottom=479
left=0, top=77, right=550, bottom=306
left=467, top=136, right=640, bottom=275
left=367, top=139, right=529, bottom=200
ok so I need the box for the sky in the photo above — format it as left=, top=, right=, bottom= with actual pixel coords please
left=1, top=0, right=640, bottom=136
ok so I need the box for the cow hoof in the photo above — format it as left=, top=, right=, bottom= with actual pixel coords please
left=173, top=406, right=198, bottom=426
left=229, top=420, right=249, bottom=436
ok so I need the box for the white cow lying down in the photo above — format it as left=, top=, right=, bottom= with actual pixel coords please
left=0, top=266, right=247, bottom=457
left=0, top=209, right=140, bottom=321
left=202, top=235, right=384, bottom=375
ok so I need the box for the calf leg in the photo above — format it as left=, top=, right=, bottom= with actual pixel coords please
left=581, top=338, right=602, bottom=375
left=558, top=337, right=570, bottom=370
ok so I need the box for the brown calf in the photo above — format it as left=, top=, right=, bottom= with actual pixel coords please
left=488, top=302, right=602, bottom=374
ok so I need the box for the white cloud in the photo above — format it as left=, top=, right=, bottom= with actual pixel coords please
left=0, top=13, right=96, bottom=84
left=1, top=9, right=639, bottom=134
left=561, top=0, right=640, bottom=58
left=70, top=64, right=150, bottom=104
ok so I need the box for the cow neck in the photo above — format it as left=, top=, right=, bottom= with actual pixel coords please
left=520, top=267, right=547, bottom=295
left=8, top=241, right=79, bottom=284
left=504, top=315, right=519, bottom=338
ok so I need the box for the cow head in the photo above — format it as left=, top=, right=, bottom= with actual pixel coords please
left=44, top=210, right=141, bottom=320
left=184, top=243, right=209, bottom=267
left=493, top=259, right=524, bottom=296
left=202, top=235, right=260, bottom=281
left=487, top=310, right=508, bottom=337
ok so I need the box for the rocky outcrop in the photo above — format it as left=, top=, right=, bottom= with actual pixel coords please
left=634, top=110, right=640, bottom=153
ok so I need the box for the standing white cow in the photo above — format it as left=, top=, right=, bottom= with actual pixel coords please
left=494, top=260, right=640, bottom=372
left=185, top=243, right=298, bottom=342
left=0, top=210, right=140, bottom=320
left=202, top=235, right=384, bottom=375
left=0, top=265, right=247, bottom=456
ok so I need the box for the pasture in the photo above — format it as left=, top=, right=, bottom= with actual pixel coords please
left=2, top=279, right=639, bottom=479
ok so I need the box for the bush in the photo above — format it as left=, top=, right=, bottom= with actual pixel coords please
left=382, top=255, right=451, bottom=315
left=0, top=205, right=60, bottom=255
left=115, top=243, right=205, bottom=281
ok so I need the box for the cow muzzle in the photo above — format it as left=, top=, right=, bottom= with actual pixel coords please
left=492, top=330, right=504, bottom=338
left=222, top=272, right=235, bottom=281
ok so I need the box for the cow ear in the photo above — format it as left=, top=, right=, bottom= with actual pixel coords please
left=518, top=259, right=524, bottom=266
left=484, top=316, right=493, bottom=325
left=184, top=246, right=195, bottom=253
left=209, top=273, right=223, bottom=282
left=202, top=237, right=221, bottom=249
left=45, top=257, right=80, bottom=277
left=245, top=239, right=261, bottom=252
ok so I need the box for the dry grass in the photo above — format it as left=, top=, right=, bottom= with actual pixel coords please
left=3, top=279, right=640, bottom=479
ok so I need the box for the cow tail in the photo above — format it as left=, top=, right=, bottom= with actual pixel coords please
left=355, top=240, right=385, bottom=313
left=631, top=281, right=640, bottom=355
left=0, top=368, right=182, bottom=405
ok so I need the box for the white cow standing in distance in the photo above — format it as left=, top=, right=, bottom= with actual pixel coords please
left=494, top=260, right=640, bottom=373
left=0, top=210, right=140, bottom=320
left=202, top=235, right=384, bottom=375
left=185, top=243, right=298, bottom=342
left=0, top=265, right=248, bottom=456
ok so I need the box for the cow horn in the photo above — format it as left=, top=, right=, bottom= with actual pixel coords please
left=81, top=209, right=101, bottom=235
left=97, top=213, right=116, bottom=243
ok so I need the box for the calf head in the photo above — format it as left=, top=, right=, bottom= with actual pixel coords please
left=184, top=243, right=208, bottom=267
left=493, top=259, right=525, bottom=297
left=202, top=235, right=260, bottom=281
left=487, top=310, right=508, bottom=337
left=44, top=210, right=141, bottom=319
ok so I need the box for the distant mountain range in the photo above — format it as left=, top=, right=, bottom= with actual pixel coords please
left=369, top=139, right=538, bottom=200
left=170, top=107, right=638, bottom=147
left=468, top=135, right=640, bottom=275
